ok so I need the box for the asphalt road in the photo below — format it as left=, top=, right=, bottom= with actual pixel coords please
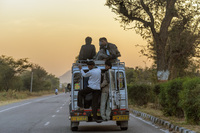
left=0, top=93, right=168, bottom=133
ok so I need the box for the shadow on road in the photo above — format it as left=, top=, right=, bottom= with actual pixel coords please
left=77, top=125, right=121, bottom=132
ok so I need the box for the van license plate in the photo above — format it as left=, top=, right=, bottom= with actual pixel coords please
left=113, top=115, right=129, bottom=121
left=71, top=116, right=88, bottom=121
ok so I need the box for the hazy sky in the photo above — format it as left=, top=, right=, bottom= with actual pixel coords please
left=0, top=0, right=151, bottom=77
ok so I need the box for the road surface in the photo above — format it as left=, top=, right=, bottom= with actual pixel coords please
left=0, top=93, right=168, bottom=133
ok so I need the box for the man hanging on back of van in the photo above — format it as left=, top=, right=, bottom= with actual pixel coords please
left=95, top=37, right=121, bottom=62
left=79, top=36, right=96, bottom=61
left=77, top=61, right=101, bottom=121
left=100, top=60, right=112, bottom=121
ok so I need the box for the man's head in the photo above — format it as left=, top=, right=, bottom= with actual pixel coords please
left=105, top=60, right=112, bottom=70
left=87, top=61, right=95, bottom=70
left=85, top=36, right=92, bottom=44
left=99, top=37, right=108, bottom=46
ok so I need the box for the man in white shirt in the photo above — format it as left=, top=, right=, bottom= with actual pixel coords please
left=77, top=61, right=101, bottom=121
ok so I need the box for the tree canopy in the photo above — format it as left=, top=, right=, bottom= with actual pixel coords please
left=0, top=55, right=59, bottom=92
left=106, top=0, right=200, bottom=80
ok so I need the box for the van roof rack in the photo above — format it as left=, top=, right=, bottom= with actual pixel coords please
left=72, top=60, right=125, bottom=71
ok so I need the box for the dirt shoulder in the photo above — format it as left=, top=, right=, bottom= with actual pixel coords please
left=129, top=104, right=199, bottom=133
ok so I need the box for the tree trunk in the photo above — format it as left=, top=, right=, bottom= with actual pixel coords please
left=155, top=38, right=170, bottom=81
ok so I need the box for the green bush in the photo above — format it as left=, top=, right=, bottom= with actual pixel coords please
left=158, top=82, right=168, bottom=113
left=128, top=83, right=153, bottom=106
left=153, top=84, right=161, bottom=95
left=179, top=78, right=200, bottom=124
left=159, top=78, right=185, bottom=117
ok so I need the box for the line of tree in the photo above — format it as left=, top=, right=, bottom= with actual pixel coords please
left=106, top=0, right=200, bottom=80
left=0, top=55, right=59, bottom=92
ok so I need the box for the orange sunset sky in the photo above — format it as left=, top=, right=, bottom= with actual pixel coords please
left=0, top=0, right=152, bottom=77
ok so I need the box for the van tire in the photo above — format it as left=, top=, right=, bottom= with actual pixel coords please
left=116, top=121, right=120, bottom=126
left=71, top=127, right=78, bottom=131
left=70, top=122, right=79, bottom=131
left=119, top=121, right=128, bottom=130
left=121, top=127, right=128, bottom=130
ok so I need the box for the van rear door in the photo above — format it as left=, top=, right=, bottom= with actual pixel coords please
left=71, top=72, right=82, bottom=110
left=109, top=69, right=128, bottom=110
left=109, top=69, right=117, bottom=110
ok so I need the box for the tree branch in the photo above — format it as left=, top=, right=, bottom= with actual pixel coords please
left=140, top=0, right=154, bottom=27
left=119, top=1, right=151, bottom=27
left=140, top=0, right=158, bottom=46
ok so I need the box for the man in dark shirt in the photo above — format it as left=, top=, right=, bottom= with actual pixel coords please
left=95, top=37, right=121, bottom=62
left=79, top=37, right=96, bottom=60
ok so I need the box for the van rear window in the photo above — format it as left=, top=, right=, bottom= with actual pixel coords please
left=117, top=72, right=125, bottom=90
left=73, top=73, right=82, bottom=90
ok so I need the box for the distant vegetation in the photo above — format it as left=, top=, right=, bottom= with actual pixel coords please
left=0, top=55, right=59, bottom=93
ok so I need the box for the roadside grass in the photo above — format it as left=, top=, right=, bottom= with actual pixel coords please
left=0, top=90, right=54, bottom=106
left=129, top=103, right=200, bottom=133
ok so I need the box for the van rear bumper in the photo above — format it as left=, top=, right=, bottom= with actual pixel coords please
left=70, top=109, right=129, bottom=122
left=111, top=109, right=129, bottom=121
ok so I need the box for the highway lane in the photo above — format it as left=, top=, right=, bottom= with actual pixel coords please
left=0, top=93, right=168, bottom=133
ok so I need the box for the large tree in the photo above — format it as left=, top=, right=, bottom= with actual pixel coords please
left=106, top=0, right=200, bottom=80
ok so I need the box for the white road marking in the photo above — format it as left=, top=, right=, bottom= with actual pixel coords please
left=52, top=115, right=56, bottom=117
left=60, top=107, right=63, bottom=109
left=0, top=102, right=31, bottom=113
left=45, top=122, right=50, bottom=126
left=130, top=114, right=169, bottom=133
left=0, top=95, right=57, bottom=113
left=56, top=110, right=60, bottom=113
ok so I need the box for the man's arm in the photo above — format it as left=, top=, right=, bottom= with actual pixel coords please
left=108, top=43, right=121, bottom=59
left=101, top=73, right=109, bottom=88
left=92, top=45, right=96, bottom=58
left=78, top=65, right=91, bottom=77
left=113, top=45, right=121, bottom=58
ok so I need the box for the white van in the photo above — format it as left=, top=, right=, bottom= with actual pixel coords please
left=69, top=60, right=129, bottom=131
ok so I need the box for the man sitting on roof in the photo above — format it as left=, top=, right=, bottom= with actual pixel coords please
left=78, top=36, right=96, bottom=61
left=95, top=37, right=121, bottom=63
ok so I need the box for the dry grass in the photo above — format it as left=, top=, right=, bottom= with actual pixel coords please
left=0, top=90, right=53, bottom=106
left=0, top=99, right=25, bottom=106
left=129, top=103, right=200, bottom=133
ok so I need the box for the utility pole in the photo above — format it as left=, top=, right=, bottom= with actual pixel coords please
left=30, top=71, right=33, bottom=92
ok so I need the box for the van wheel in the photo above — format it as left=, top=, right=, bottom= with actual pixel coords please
left=120, top=121, right=128, bottom=130
left=70, top=122, right=79, bottom=131
left=120, top=127, right=128, bottom=130
left=71, top=127, right=78, bottom=131
left=116, top=121, right=120, bottom=126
